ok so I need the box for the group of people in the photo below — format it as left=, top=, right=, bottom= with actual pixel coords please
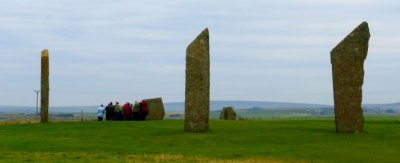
left=97, top=100, right=148, bottom=121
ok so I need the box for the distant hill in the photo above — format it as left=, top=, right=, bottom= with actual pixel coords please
left=1, top=101, right=400, bottom=113
left=362, top=103, right=400, bottom=110
left=0, top=106, right=97, bottom=113
left=165, top=101, right=332, bottom=112
left=0, top=106, right=37, bottom=113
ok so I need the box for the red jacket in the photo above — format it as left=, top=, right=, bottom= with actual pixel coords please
left=122, top=103, right=132, bottom=115
left=140, top=100, right=148, bottom=112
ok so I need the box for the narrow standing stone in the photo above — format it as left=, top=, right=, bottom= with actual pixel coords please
left=41, top=49, right=49, bottom=123
left=185, top=28, right=210, bottom=132
left=331, top=22, right=370, bottom=132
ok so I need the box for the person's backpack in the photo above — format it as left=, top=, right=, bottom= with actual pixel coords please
left=123, top=104, right=132, bottom=115
left=140, top=100, right=148, bottom=112
left=110, top=106, right=115, bottom=113
left=133, top=102, right=140, bottom=112
left=114, top=105, right=121, bottom=113
left=105, top=106, right=112, bottom=112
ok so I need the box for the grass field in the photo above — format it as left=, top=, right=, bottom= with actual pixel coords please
left=1, top=118, right=400, bottom=162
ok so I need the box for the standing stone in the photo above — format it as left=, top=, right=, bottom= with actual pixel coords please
left=331, top=22, right=370, bottom=132
left=185, top=28, right=210, bottom=132
left=145, top=97, right=165, bottom=120
left=219, top=106, right=237, bottom=120
left=41, top=49, right=50, bottom=123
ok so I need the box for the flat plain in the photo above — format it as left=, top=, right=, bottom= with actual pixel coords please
left=0, top=117, right=399, bottom=162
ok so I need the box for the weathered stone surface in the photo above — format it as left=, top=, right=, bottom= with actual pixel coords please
left=185, top=28, right=210, bottom=132
left=219, top=106, right=237, bottom=120
left=331, top=22, right=370, bottom=132
left=145, top=97, right=165, bottom=120
left=41, top=49, right=49, bottom=123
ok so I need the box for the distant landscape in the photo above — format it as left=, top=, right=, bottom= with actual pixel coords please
left=2, top=100, right=400, bottom=113
left=1, top=100, right=399, bottom=121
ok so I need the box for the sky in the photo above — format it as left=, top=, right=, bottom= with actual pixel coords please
left=0, top=0, right=399, bottom=106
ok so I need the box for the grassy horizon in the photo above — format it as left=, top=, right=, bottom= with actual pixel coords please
left=1, top=118, right=400, bottom=162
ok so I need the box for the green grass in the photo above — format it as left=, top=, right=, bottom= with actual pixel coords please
left=1, top=118, right=400, bottom=162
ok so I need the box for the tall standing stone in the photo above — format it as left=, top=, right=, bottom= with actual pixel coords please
left=331, top=22, right=370, bottom=132
left=185, top=28, right=210, bottom=132
left=41, top=49, right=50, bottom=123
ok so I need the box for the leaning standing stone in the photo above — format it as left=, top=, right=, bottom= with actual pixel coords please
left=219, top=106, right=237, bottom=120
left=331, top=22, right=370, bottom=132
left=41, top=49, right=50, bottom=123
left=185, top=28, right=210, bottom=132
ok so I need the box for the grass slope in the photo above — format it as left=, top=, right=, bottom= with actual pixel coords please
left=1, top=118, right=400, bottom=162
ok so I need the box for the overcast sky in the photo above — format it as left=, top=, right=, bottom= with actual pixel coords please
left=1, top=0, right=399, bottom=106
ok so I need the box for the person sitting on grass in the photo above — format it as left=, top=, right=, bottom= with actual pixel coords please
left=97, top=104, right=105, bottom=121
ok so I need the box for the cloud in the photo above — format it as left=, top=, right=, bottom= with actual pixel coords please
left=294, top=0, right=375, bottom=4
left=1, top=0, right=400, bottom=106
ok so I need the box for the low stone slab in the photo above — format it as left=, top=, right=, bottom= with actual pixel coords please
left=145, top=97, right=165, bottom=120
left=219, top=106, right=237, bottom=120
